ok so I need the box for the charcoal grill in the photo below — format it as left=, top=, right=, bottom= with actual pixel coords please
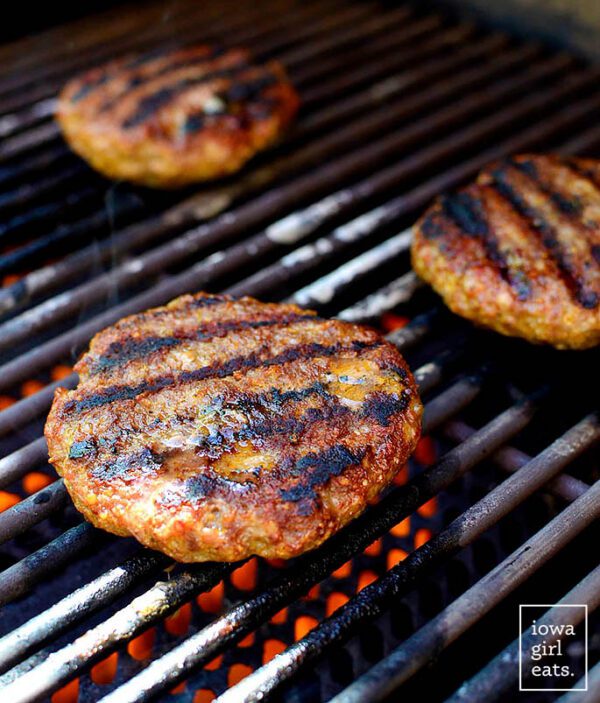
left=0, top=1, right=598, bottom=701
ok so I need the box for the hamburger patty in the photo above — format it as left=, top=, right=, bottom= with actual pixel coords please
left=56, top=45, right=299, bottom=188
left=412, top=154, right=600, bottom=349
left=45, top=294, right=422, bottom=562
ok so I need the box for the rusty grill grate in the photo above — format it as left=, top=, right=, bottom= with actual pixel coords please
left=0, top=0, right=598, bottom=702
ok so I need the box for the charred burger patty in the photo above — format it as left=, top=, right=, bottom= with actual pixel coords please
left=45, top=294, right=422, bottom=562
left=56, top=45, right=299, bottom=188
left=412, top=154, right=600, bottom=349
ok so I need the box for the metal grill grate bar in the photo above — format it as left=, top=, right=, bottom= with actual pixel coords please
left=0, top=523, right=98, bottom=605
left=0, top=0, right=363, bottom=115
left=329, top=476, right=600, bottom=703
left=214, top=419, right=599, bottom=703
left=0, top=24, right=501, bottom=316
left=0, top=366, right=480, bottom=695
left=3, top=70, right=600, bottom=396
left=0, top=329, right=469, bottom=544
left=16, top=390, right=540, bottom=702
left=0, top=33, right=536, bottom=338
left=443, top=420, right=590, bottom=502
left=443, top=563, right=600, bottom=703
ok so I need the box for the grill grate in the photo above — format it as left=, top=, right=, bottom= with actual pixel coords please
left=0, top=1, right=598, bottom=702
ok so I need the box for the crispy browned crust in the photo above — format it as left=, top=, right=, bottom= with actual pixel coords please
left=45, top=293, right=422, bottom=562
left=56, top=45, right=299, bottom=188
left=412, top=154, right=600, bottom=349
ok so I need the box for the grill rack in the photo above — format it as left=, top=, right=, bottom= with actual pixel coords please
left=0, top=1, right=598, bottom=702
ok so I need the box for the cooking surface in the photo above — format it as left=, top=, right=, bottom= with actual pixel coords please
left=0, top=1, right=597, bottom=702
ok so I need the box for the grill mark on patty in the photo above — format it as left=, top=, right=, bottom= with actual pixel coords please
left=224, top=73, right=278, bottom=103
left=121, top=63, right=275, bottom=129
left=91, top=447, right=162, bottom=481
left=122, top=82, right=206, bottom=128
left=280, top=444, right=365, bottom=505
left=182, top=112, right=208, bottom=134
left=489, top=163, right=599, bottom=309
left=510, top=158, right=600, bottom=308
left=235, top=390, right=408, bottom=447
left=420, top=213, right=446, bottom=240
left=71, top=74, right=111, bottom=103
left=175, top=473, right=253, bottom=503
left=100, top=51, right=247, bottom=115
left=439, top=190, right=532, bottom=300
left=239, top=398, right=349, bottom=442
left=71, top=361, right=411, bottom=471
left=72, top=46, right=226, bottom=107
left=212, top=387, right=409, bottom=456
left=90, top=312, right=317, bottom=373
left=233, top=380, right=333, bottom=415
left=188, top=293, right=235, bottom=307
left=117, top=294, right=231, bottom=330
left=152, top=46, right=226, bottom=76
left=440, top=192, right=488, bottom=237
left=67, top=339, right=382, bottom=413
left=128, top=45, right=225, bottom=81
left=68, top=439, right=96, bottom=459
left=515, top=158, right=583, bottom=216
left=125, top=46, right=177, bottom=69
left=191, top=400, right=354, bottom=474
left=125, top=46, right=228, bottom=71
left=361, top=389, right=412, bottom=425
left=562, top=158, right=600, bottom=192
left=184, top=93, right=278, bottom=134
left=93, top=336, right=179, bottom=373
left=175, top=444, right=366, bottom=507
left=87, top=389, right=406, bottom=490
left=553, top=159, right=600, bottom=239
left=383, top=363, right=409, bottom=381
left=71, top=380, right=333, bottom=464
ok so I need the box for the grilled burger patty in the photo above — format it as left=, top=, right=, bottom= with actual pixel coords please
left=45, top=294, right=422, bottom=562
left=412, top=154, right=600, bottom=349
left=56, top=45, right=299, bottom=188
